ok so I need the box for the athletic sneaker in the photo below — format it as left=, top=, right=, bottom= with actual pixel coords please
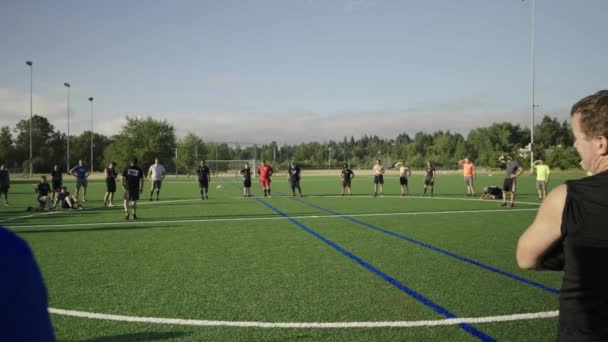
left=500, top=202, right=508, bottom=207
left=508, top=203, right=515, bottom=208
left=133, top=214, right=138, bottom=220
left=125, top=213, right=129, bottom=220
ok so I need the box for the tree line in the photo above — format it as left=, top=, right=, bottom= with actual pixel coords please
left=0, top=114, right=580, bottom=174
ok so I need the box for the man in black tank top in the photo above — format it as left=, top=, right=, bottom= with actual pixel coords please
left=516, top=90, right=608, bottom=342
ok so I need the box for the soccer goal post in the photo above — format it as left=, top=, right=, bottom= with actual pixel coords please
left=206, top=160, right=257, bottom=178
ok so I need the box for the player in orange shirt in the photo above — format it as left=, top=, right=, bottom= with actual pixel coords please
left=257, top=160, right=274, bottom=198
left=458, top=157, right=476, bottom=196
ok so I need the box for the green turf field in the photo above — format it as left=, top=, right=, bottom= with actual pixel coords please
left=2, top=171, right=584, bottom=341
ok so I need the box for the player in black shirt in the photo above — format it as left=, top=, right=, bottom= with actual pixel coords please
left=423, top=161, right=436, bottom=197
left=287, top=162, right=303, bottom=197
left=104, top=162, right=118, bottom=207
left=34, top=176, right=51, bottom=210
left=196, top=160, right=211, bottom=200
left=52, top=186, right=81, bottom=209
left=0, top=164, right=9, bottom=205
left=240, top=162, right=252, bottom=197
left=50, top=164, right=62, bottom=201
left=122, top=158, right=144, bottom=220
left=340, top=164, right=355, bottom=196
left=480, top=186, right=503, bottom=200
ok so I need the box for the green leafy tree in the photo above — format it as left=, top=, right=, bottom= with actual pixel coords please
left=0, top=126, right=15, bottom=166
left=104, top=116, right=177, bottom=172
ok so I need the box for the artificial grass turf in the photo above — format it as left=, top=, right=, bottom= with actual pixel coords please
left=4, top=173, right=582, bottom=341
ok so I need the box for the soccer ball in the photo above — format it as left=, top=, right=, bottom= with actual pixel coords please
left=216, top=184, right=224, bottom=189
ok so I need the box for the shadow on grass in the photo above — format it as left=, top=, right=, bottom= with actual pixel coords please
left=77, top=331, right=190, bottom=342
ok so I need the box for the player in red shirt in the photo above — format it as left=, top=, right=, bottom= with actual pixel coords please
left=257, top=160, right=274, bottom=197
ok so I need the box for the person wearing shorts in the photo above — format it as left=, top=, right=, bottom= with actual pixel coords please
left=257, top=160, right=274, bottom=197
left=104, top=162, right=117, bottom=207
left=458, top=157, right=476, bottom=196
left=148, top=158, right=166, bottom=201
left=341, top=164, right=355, bottom=196
left=394, top=161, right=411, bottom=196
left=423, top=161, right=436, bottom=197
left=240, top=162, right=253, bottom=197
left=499, top=155, right=523, bottom=207
left=532, top=159, right=550, bottom=200
left=122, top=157, right=144, bottom=220
left=53, top=186, right=81, bottom=210
left=373, top=159, right=385, bottom=197
left=69, top=159, right=90, bottom=202
left=50, top=164, right=62, bottom=202
left=288, top=162, right=303, bottom=197
left=196, top=160, right=211, bottom=200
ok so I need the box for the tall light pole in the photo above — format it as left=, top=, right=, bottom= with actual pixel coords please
left=88, top=97, right=94, bottom=172
left=64, top=83, right=71, bottom=172
left=328, top=147, right=332, bottom=169
left=529, top=0, right=536, bottom=170
left=26, top=61, right=33, bottom=176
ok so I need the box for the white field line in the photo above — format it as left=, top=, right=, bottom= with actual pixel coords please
left=7, top=208, right=537, bottom=230
left=252, top=194, right=542, bottom=206
left=0, top=210, right=62, bottom=223
left=48, top=308, right=558, bottom=328
left=0, top=195, right=539, bottom=223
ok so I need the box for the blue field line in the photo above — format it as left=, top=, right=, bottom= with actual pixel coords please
left=222, top=181, right=495, bottom=340
left=253, top=197, right=495, bottom=341
left=285, top=195, right=560, bottom=295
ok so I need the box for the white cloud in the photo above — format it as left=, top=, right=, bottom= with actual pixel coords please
left=0, top=88, right=571, bottom=144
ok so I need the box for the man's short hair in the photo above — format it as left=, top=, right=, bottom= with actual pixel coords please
left=571, top=90, right=608, bottom=138
left=343, top=164, right=348, bottom=168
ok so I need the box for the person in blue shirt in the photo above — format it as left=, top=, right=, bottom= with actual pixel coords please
left=0, top=227, right=55, bottom=341
left=69, top=159, right=90, bottom=202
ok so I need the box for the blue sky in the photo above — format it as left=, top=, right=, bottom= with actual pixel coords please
left=1, top=0, right=606, bottom=144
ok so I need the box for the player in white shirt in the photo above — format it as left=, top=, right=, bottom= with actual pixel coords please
left=147, top=158, right=166, bottom=201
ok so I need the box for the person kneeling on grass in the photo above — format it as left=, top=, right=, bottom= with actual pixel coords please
left=26, top=176, right=51, bottom=211
left=480, top=186, right=503, bottom=200
left=52, top=186, right=82, bottom=210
